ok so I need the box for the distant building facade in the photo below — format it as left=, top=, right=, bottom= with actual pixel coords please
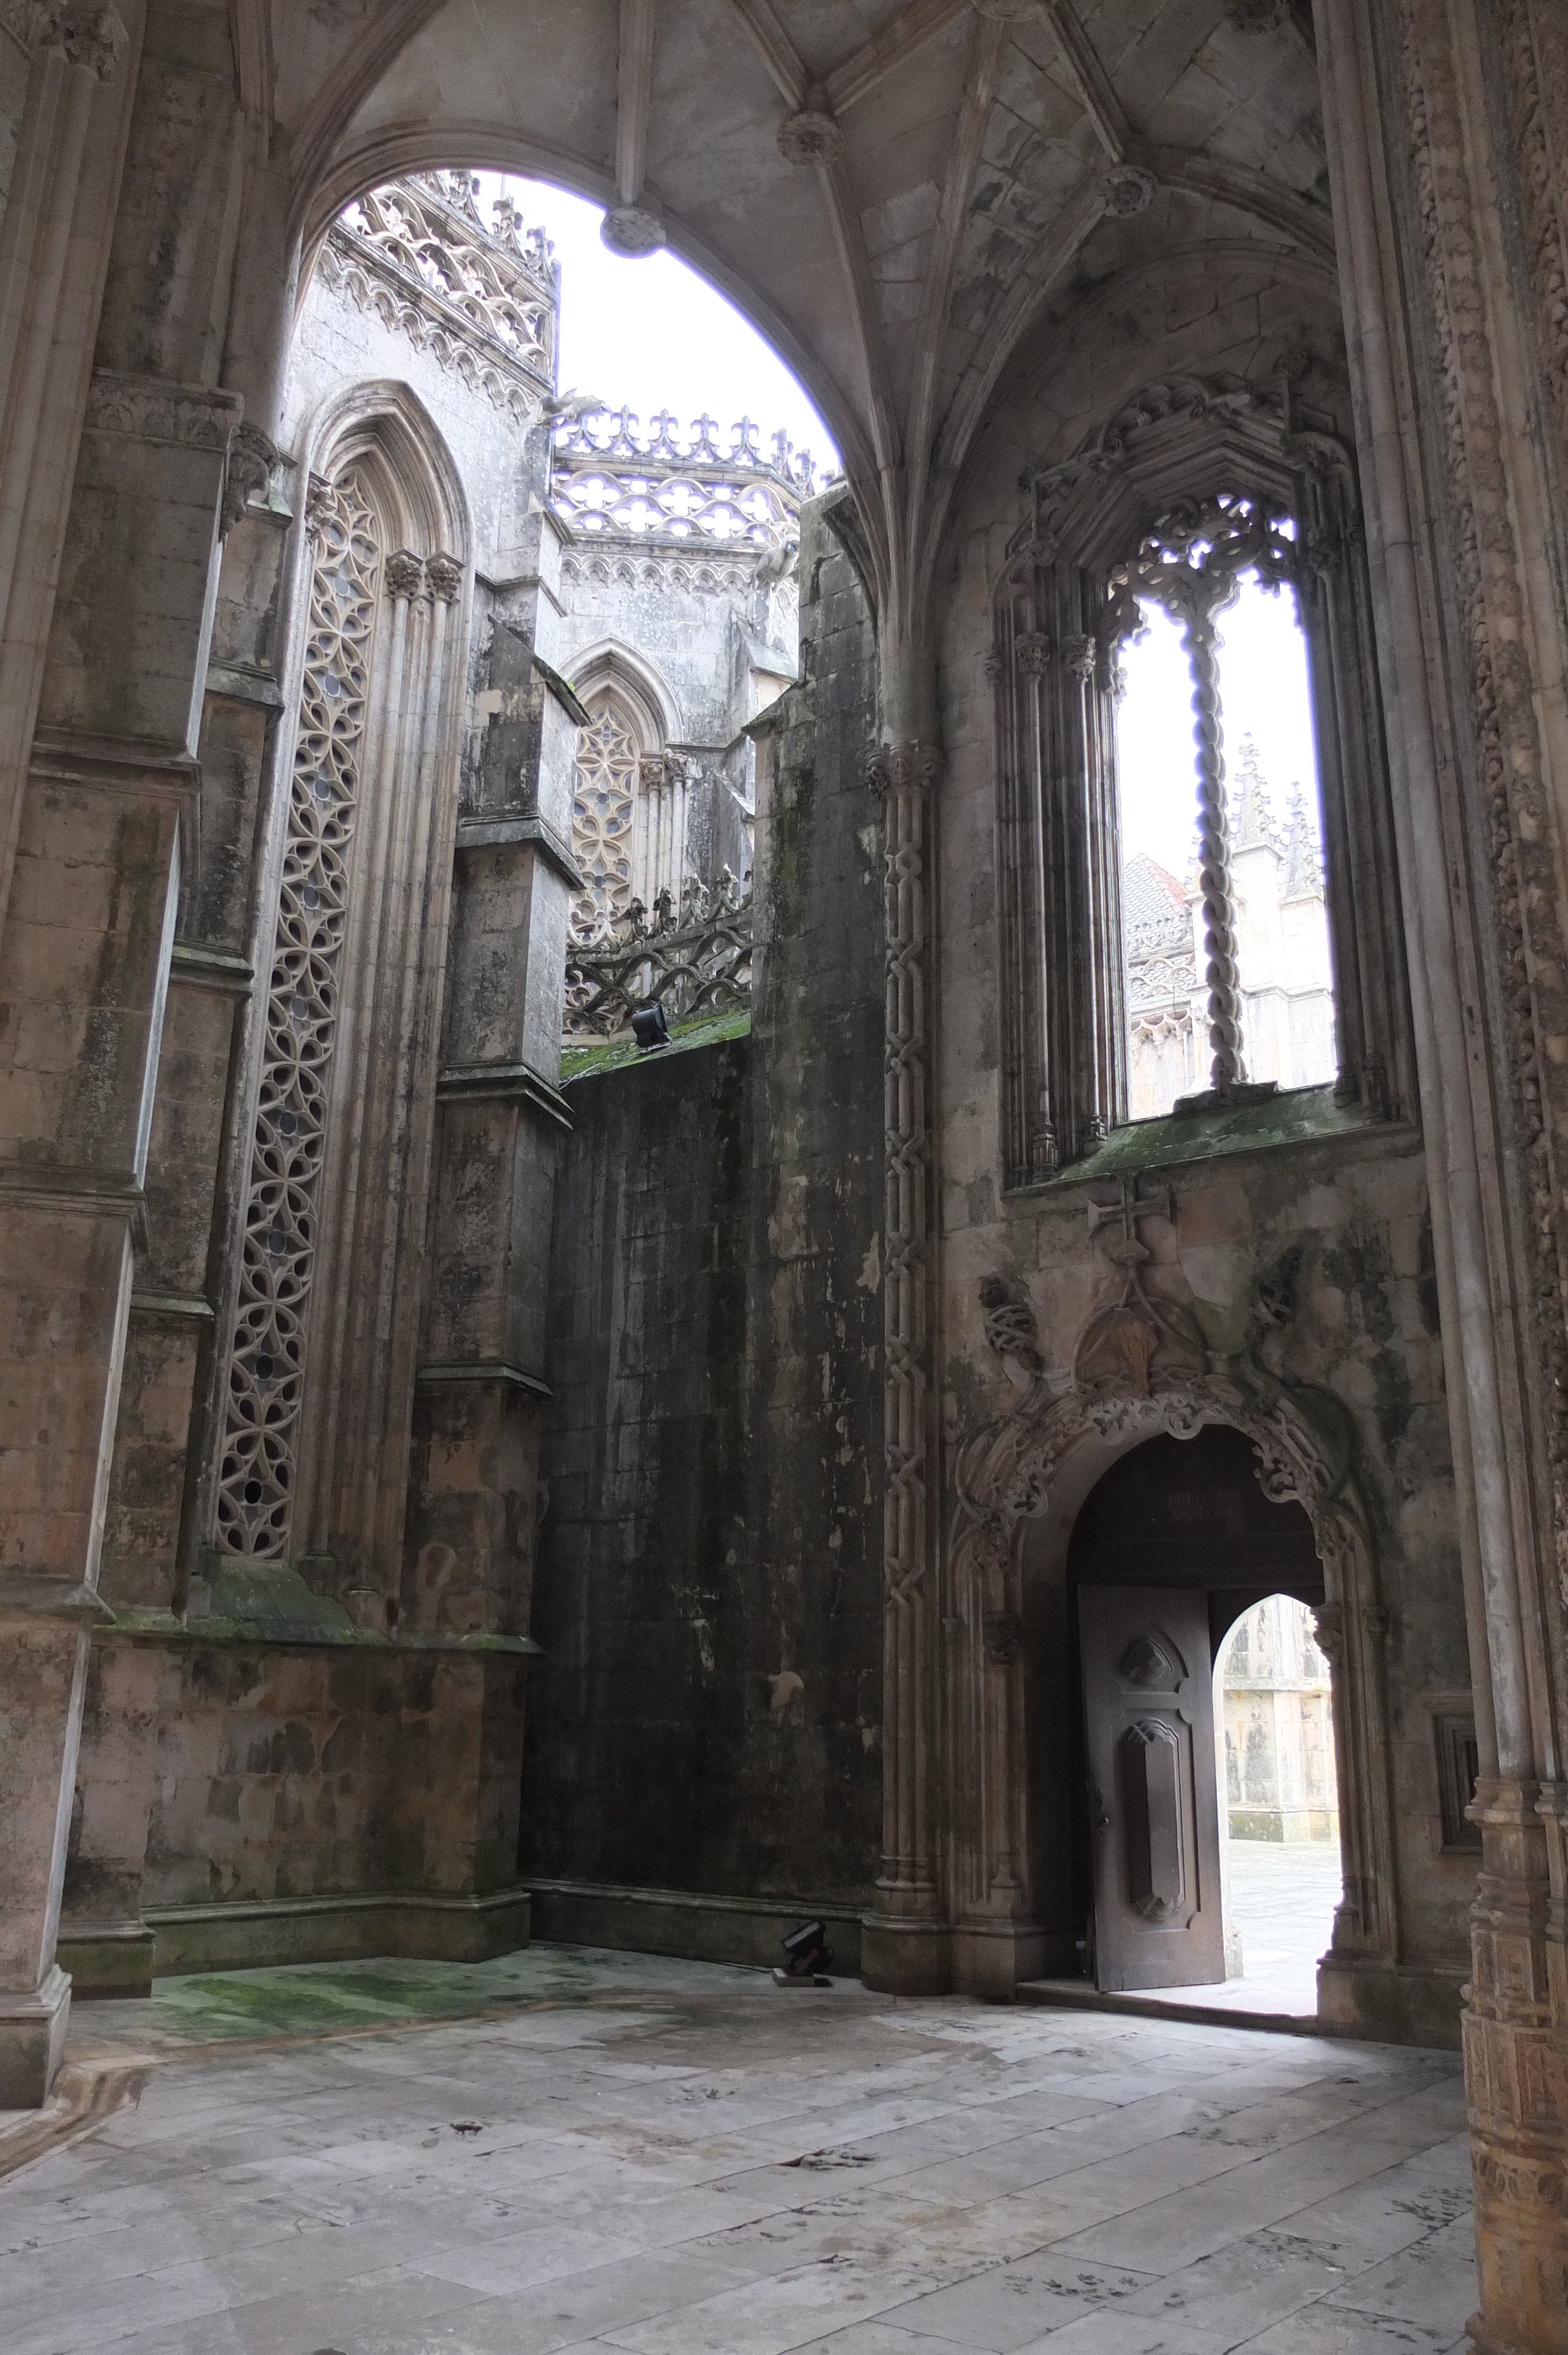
left=1221, top=1596, right=1340, bottom=1846
left=1124, top=741, right=1337, bottom=1119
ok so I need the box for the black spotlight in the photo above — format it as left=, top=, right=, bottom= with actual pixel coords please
left=632, top=1001, right=670, bottom=1052
left=773, top=1918, right=834, bottom=1987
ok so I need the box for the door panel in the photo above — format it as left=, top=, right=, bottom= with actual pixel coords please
left=1079, top=1584, right=1224, bottom=1990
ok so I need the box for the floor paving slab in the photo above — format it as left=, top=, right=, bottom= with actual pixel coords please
left=0, top=1946, right=1474, bottom=2355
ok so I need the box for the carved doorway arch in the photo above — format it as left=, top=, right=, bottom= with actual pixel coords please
left=943, top=1373, right=1399, bottom=2009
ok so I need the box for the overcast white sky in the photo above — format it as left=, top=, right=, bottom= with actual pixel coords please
left=1118, top=579, right=1322, bottom=879
left=489, top=174, right=839, bottom=474
left=483, top=175, right=1318, bottom=828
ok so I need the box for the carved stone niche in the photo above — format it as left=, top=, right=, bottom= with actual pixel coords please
left=989, top=372, right=1414, bottom=1186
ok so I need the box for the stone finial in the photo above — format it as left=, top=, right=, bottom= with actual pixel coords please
left=1230, top=736, right=1280, bottom=853
left=1282, top=785, right=1323, bottom=897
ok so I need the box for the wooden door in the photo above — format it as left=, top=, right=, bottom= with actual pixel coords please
left=1079, top=1584, right=1225, bottom=1990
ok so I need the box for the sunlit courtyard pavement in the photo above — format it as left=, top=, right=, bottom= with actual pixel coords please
left=0, top=1946, right=1473, bottom=2355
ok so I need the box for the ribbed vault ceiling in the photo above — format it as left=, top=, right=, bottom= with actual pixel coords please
left=263, top=0, right=1330, bottom=596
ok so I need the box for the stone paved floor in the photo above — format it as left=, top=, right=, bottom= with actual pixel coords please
left=0, top=1946, right=1474, bottom=2355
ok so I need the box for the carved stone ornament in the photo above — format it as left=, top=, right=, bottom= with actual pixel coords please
left=1075, top=1180, right=1207, bottom=1397
left=383, top=549, right=425, bottom=601
left=1101, top=163, right=1157, bottom=216
left=982, top=1611, right=1023, bottom=1666
left=979, top=1275, right=1043, bottom=1394
left=60, top=2, right=127, bottom=74
left=600, top=205, right=666, bottom=256
left=219, top=422, right=284, bottom=536
left=778, top=108, right=842, bottom=165
left=85, top=371, right=242, bottom=452
left=333, top=179, right=554, bottom=393
left=216, top=476, right=383, bottom=1560
left=424, top=552, right=463, bottom=603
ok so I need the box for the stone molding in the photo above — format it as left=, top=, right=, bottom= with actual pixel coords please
left=865, top=740, right=942, bottom=1941
left=1386, top=4, right=1568, bottom=2340
left=1400, top=0, right=1568, bottom=1613
left=83, top=372, right=242, bottom=452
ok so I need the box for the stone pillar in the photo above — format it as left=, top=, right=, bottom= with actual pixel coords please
left=0, top=0, right=260, bottom=2087
left=1315, top=0, right=1568, bottom=2342
left=860, top=739, right=948, bottom=1993
left=401, top=507, right=582, bottom=1918
left=0, top=0, right=139, bottom=927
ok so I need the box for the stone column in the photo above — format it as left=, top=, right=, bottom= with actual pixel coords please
left=860, top=739, right=948, bottom=1992
left=400, top=508, right=583, bottom=1928
left=0, top=0, right=139, bottom=930
left=1315, top=0, right=1568, bottom=2343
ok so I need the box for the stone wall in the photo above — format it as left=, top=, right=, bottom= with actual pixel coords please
left=525, top=509, right=885, bottom=1949
left=932, top=234, right=1474, bottom=2036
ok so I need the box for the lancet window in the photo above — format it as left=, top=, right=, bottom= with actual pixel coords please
left=991, top=378, right=1413, bottom=1188
left=569, top=696, right=641, bottom=939
left=1107, top=496, right=1338, bottom=1119
left=214, top=422, right=467, bottom=1569
left=215, top=475, right=383, bottom=1557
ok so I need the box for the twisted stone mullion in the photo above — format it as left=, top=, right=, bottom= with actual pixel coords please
left=1182, top=605, right=1247, bottom=1093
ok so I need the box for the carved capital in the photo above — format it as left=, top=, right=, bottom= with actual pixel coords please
left=62, top=2, right=127, bottom=74
left=383, top=549, right=424, bottom=602
left=424, top=552, right=463, bottom=603
left=1015, top=631, right=1052, bottom=678
left=866, top=741, right=943, bottom=797
left=1059, top=632, right=1096, bottom=682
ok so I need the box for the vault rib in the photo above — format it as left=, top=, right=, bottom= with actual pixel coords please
left=826, top=0, right=974, bottom=116
left=614, top=0, right=658, bottom=207
left=904, top=12, right=1009, bottom=549
left=1042, top=0, right=1130, bottom=160
left=725, top=0, right=807, bottom=110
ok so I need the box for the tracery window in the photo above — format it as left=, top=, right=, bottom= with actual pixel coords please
left=569, top=696, right=640, bottom=938
left=991, top=377, right=1413, bottom=1187
left=1111, top=510, right=1338, bottom=1120
left=216, top=475, right=383, bottom=1556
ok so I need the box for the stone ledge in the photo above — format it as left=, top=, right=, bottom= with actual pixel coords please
left=64, top=1888, right=533, bottom=1985
left=526, top=1877, right=865, bottom=1975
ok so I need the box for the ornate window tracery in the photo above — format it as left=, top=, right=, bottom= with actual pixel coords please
left=216, top=475, right=382, bottom=1556
left=990, top=374, right=1413, bottom=1186
left=569, top=697, right=641, bottom=940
